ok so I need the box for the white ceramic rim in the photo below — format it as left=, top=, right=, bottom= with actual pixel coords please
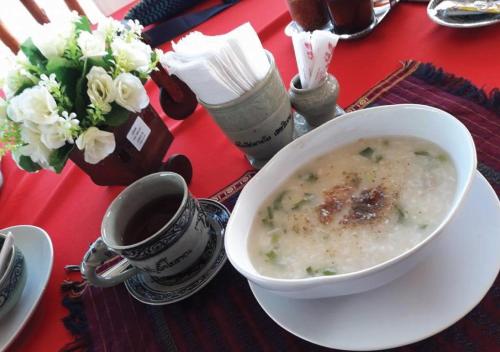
left=101, top=172, right=188, bottom=250
left=226, top=104, right=477, bottom=290
left=0, top=225, right=54, bottom=351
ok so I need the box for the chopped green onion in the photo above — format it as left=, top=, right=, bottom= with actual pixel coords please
left=265, top=250, right=277, bottom=262
left=322, top=270, right=336, bottom=276
left=306, top=266, right=314, bottom=275
left=414, top=150, right=430, bottom=156
left=419, top=224, right=428, bottom=230
left=437, top=154, right=448, bottom=162
left=262, top=218, right=274, bottom=228
left=304, top=172, right=318, bottom=183
left=359, top=147, right=374, bottom=159
left=273, top=191, right=288, bottom=210
left=374, top=155, right=383, bottom=163
left=292, top=193, right=314, bottom=210
left=271, top=233, right=280, bottom=245
left=394, top=204, right=407, bottom=223
left=267, top=206, right=273, bottom=220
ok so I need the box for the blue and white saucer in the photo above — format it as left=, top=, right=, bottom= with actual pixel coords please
left=124, top=199, right=229, bottom=305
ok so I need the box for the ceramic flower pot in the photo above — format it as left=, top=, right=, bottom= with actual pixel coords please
left=70, top=105, right=192, bottom=186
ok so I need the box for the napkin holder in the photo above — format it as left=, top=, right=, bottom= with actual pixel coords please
left=199, top=51, right=293, bottom=169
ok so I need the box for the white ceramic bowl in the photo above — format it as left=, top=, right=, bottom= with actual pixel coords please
left=225, top=104, right=477, bottom=299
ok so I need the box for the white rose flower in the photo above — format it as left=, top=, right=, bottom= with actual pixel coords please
left=76, top=127, right=116, bottom=164
left=40, top=111, right=80, bottom=149
left=77, top=31, right=107, bottom=59
left=7, top=86, right=59, bottom=124
left=32, top=20, right=74, bottom=59
left=114, top=73, right=149, bottom=112
left=111, top=38, right=152, bottom=73
left=86, top=66, right=115, bottom=113
left=18, top=122, right=52, bottom=169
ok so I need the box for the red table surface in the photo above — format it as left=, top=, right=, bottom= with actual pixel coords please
left=2, top=1, right=500, bottom=351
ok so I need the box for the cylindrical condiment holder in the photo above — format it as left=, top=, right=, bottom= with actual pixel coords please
left=289, top=74, right=339, bottom=128
left=199, top=51, right=293, bottom=169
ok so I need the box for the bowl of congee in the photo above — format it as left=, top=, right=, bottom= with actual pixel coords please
left=225, top=104, right=476, bottom=299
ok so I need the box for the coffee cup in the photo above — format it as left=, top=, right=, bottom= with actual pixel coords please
left=81, top=172, right=212, bottom=288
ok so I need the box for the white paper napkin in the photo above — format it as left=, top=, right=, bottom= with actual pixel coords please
left=161, top=23, right=270, bottom=105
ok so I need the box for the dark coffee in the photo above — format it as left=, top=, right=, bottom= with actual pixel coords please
left=325, top=0, right=374, bottom=35
left=121, top=193, right=183, bottom=246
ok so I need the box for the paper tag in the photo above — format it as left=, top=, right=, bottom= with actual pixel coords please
left=126, top=116, right=151, bottom=151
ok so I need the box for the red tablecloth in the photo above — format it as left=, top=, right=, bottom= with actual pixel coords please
left=1, top=1, right=500, bottom=351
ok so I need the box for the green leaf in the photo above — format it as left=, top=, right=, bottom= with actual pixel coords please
left=105, top=104, right=131, bottom=127
left=14, top=81, right=36, bottom=96
left=74, top=59, right=90, bottom=119
left=20, top=38, right=47, bottom=69
left=18, top=155, right=42, bottom=172
left=49, top=144, right=74, bottom=173
left=75, top=16, right=91, bottom=32
left=359, top=147, right=374, bottom=159
left=88, top=56, right=112, bottom=71
left=46, top=57, right=80, bottom=104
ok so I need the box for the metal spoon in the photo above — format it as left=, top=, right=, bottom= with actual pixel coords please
left=427, top=0, right=500, bottom=28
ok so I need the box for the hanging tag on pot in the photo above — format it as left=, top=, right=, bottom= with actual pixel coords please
left=127, top=116, right=151, bottom=151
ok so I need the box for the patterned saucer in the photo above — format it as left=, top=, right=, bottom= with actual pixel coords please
left=124, top=199, right=229, bottom=305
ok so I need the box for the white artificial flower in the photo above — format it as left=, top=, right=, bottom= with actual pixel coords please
left=39, top=73, right=59, bottom=92
left=126, top=19, right=144, bottom=37
left=40, top=111, right=79, bottom=149
left=32, top=19, right=75, bottom=59
left=114, top=73, right=149, bottom=112
left=77, top=31, right=107, bottom=59
left=97, top=17, right=124, bottom=40
left=86, top=66, right=115, bottom=113
left=6, top=85, right=59, bottom=124
left=75, top=127, right=116, bottom=164
left=111, top=37, right=152, bottom=73
left=17, top=122, right=52, bottom=169
left=2, top=52, right=38, bottom=98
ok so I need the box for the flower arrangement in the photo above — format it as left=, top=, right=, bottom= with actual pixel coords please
left=0, top=15, right=161, bottom=172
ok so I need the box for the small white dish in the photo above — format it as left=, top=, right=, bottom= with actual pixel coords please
left=0, top=225, right=54, bottom=351
left=249, top=171, right=500, bottom=351
left=226, top=104, right=476, bottom=299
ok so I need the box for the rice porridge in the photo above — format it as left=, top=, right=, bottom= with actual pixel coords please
left=248, top=137, right=457, bottom=279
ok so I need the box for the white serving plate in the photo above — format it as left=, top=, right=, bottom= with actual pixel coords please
left=226, top=104, right=476, bottom=299
left=250, top=171, right=500, bottom=350
left=0, top=225, right=53, bottom=350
